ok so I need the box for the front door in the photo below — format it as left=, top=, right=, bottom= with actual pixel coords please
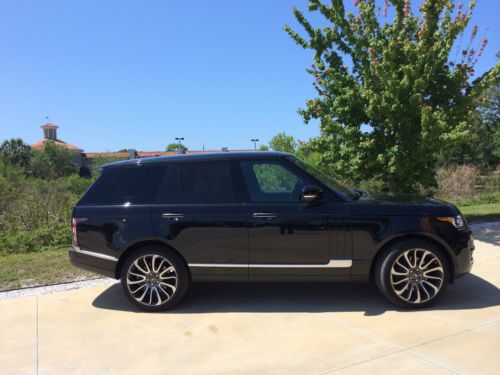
left=239, top=159, right=346, bottom=279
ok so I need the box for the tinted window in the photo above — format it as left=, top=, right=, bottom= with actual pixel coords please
left=156, top=164, right=183, bottom=204
left=240, top=160, right=307, bottom=202
left=181, top=162, right=235, bottom=204
left=82, top=165, right=166, bottom=205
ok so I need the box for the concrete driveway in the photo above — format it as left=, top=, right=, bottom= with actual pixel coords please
left=1, top=226, right=499, bottom=375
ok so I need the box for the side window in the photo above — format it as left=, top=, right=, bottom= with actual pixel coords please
left=181, top=162, right=235, bottom=204
left=156, top=164, right=183, bottom=204
left=88, top=165, right=166, bottom=205
left=240, top=161, right=306, bottom=202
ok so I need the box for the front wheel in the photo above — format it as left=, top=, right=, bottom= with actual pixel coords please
left=120, top=246, right=190, bottom=312
left=374, top=240, right=450, bottom=308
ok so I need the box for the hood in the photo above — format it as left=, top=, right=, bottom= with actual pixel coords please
left=350, top=190, right=460, bottom=216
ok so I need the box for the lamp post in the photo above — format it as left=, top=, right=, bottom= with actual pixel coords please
left=251, top=138, right=259, bottom=151
left=175, top=137, right=184, bottom=154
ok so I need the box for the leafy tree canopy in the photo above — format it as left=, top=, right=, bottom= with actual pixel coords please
left=0, top=138, right=32, bottom=171
left=29, top=142, right=78, bottom=179
left=285, top=0, right=499, bottom=192
left=268, top=132, right=298, bottom=153
left=166, top=143, right=187, bottom=151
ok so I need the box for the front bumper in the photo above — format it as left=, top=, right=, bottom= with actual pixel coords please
left=454, top=231, right=475, bottom=278
left=69, top=247, right=118, bottom=279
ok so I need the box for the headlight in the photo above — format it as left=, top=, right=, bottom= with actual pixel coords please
left=436, top=215, right=465, bottom=229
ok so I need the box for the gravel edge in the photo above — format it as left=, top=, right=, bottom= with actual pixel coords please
left=1, top=221, right=497, bottom=301
left=0, top=278, right=118, bottom=301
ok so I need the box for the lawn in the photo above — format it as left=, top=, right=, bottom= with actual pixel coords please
left=453, top=192, right=500, bottom=223
left=0, top=248, right=95, bottom=291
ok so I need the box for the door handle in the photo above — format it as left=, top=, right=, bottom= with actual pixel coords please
left=253, top=212, right=277, bottom=219
left=161, top=213, right=184, bottom=220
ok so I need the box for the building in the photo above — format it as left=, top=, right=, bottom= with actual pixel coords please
left=31, top=122, right=253, bottom=160
left=31, top=123, right=84, bottom=152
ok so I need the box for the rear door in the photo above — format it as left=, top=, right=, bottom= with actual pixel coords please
left=151, top=161, right=249, bottom=281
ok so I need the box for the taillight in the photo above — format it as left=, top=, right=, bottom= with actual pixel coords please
left=72, top=218, right=78, bottom=247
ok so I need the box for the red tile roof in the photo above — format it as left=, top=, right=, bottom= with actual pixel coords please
left=31, top=139, right=83, bottom=152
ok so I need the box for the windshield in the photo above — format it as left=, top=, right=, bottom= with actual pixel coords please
left=287, top=156, right=355, bottom=199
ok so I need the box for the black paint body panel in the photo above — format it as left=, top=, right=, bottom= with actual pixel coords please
left=70, top=152, right=474, bottom=283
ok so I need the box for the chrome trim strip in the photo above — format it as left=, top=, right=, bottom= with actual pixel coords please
left=188, top=259, right=352, bottom=269
left=189, top=263, right=249, bottom=268
left=73, top=247, right=118, bottom=262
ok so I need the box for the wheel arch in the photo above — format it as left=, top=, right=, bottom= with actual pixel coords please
left=115, top=240, right=189, bottom=279
left=369, top=233, right=455, bottom=283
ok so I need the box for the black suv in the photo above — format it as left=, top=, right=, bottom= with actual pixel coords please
left=69, top=152, right=474, bottom=311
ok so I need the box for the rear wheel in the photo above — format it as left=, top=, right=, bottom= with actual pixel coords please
left=120, top=246, right=190, bottom=311
left=375, top=240, right=450, bottom=308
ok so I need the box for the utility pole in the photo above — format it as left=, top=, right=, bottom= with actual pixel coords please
left=251, top=138, right=259, bottom=151
left=175, top=137, right=184, bottom=154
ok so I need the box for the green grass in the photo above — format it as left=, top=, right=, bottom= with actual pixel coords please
left=0, top=248, right=94, bottom=291
left=452, top=192, right=500, bottom=223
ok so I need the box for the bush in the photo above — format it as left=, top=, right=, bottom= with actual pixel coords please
left=0, top=167, right=93, bottom=254
left=29, top=142, right=78, bottom=179
left=436, top=164, right=481, bottom=199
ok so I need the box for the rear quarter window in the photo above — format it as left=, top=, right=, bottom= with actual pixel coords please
left=79, top=165, right=166, bottom=205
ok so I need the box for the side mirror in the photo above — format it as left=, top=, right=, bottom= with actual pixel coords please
left=301, top=185, right=323, bottom=203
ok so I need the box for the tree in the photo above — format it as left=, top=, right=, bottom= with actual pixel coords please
left=268, top=132, right=297, bottom=153
left=0, top=138, right=32, bottom=170
left=285, top=0, right=499, bottom=192
left=29, top=142, right=78, bottom=179
left=259, top=144, right=270, bottom=151
left=442, top=59, right=500, bottom=168
left=166, top=143, right=187, bottom=152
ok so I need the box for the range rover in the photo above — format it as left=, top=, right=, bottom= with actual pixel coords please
left=69, top=152, right=474, bottom=311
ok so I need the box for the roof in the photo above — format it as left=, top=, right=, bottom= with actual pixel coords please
left=101, top=151, right=291, bottom=169
left=41, top=123, right=59, bottom=129
left=31, top=139, right=83, bottom=151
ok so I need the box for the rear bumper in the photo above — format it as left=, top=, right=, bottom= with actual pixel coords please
left=68, top=247, right=118, bottom=279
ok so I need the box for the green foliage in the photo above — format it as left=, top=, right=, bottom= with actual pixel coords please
left=88, top=156, right=127, bottom=176
left=285, top=0, right=499, bottom=192
left=0, top=138, right=32, bottom=172
left=441, top=59, right=500, bottom=168
left=259, top=145, right=270, bottom=151
left=29, top=142, right=78, bottom=179
left=166, top=143, right=187, bottom=151
left=0, top=161, right=93, bottom=254
left=268, top=132, right=297, bottom=153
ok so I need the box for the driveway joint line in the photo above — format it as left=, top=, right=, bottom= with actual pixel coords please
left=36, top=295, right=39, bottom=375
left=321, top=314, right=499, bottom=374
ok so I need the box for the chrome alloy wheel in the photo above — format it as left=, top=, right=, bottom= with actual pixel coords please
left=126, top=254, right=177, bottom=306
left=390, top=248, right=444, bottom=304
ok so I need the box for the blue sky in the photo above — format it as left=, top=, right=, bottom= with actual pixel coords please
left=0, top=0, right=498, bottom=152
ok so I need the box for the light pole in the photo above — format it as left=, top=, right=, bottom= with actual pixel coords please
left=251, top=138, right=259, bottom=151
left=175, top=137, right=184, bottom=154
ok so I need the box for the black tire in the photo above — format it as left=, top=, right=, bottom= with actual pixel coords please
left=120, top=245, right=190, bottom=312
left=374, top=239, right=450, bottom=308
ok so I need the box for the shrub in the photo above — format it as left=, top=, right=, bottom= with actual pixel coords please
left=29, top=142, right=78, bottom=179
left=436, top=164, right=481, bottom=199
left=0, top=170, right=93, bottom=254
